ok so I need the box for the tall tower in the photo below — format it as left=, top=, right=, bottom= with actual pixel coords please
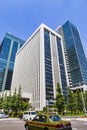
left=0, top=33, right=24, bottom=91
left=57, top=21, right=87, bottom=87
left=11, top=24, right=67, bottom=110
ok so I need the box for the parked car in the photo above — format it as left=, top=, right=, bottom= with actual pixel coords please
left=24, top=113, right=72, bottom=130
left=23, top=111, right=36, bottom=120
left=0, top=111, right=9, bottom=118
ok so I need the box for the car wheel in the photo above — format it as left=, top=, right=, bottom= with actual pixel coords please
left=25, top=125, right=30, bottom=130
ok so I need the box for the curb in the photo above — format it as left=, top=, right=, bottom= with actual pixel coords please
left=0, top=118, right=20, bottom=121
left=62, top=117, right=87, bottom=121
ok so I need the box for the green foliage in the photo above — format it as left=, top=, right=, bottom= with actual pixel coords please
left=0, top=94, right=4, bottom=109
left=75, top=90, right=83, bottom=112
left=55, top=83, right=65, bottom=114
left=66, top=88, right=84, bottom=114
left=0, top=87, right=31, bottom=117
left=84, top=90, right=87, bottom=110
left=54, top=84, right=86, bottom=115
left=67, top=87, right=75, bottom=113
left=43, top=106, right=48, bottom=113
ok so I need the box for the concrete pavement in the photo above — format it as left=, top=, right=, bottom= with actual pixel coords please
left=62, top=117, right=87, bottom=121
left=0, top=117, right=20, bottom=121
left=0, top=117, right=87, bottom=121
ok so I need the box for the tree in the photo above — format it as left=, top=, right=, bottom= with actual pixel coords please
left=9, top=88, right=18, bottom=116
left=2, top=92, right=10, bottom=114
left=67, top=88, right=75, bottom=114
left=84, top=90, right=87, bottom=111
left=0, top=94, right=4, bottom=110
left=75, top=90, right=83, bottom=113
left=16, top=87, right=22, bottom=111
left=0, top=87, right=31, bottom=117
left=10, top=87, right=31, bottom=116
left=55, top=83, right=65, bottom=114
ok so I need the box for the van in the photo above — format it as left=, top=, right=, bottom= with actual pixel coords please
left=0, top=111, right=9, bottom=118
left=23, top=111, right=36, bottom=120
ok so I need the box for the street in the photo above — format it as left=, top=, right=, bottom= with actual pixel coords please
left=0, top=118, right=87, bottom=130
left=0, top=119, right=25, bottom=130
left=71, top=120, right=87, bottom=130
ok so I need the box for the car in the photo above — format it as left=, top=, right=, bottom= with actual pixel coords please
left=24, top=113, right=72, bottom=130
left=0, top=111, right=9, bottom=118
left=23, top=111, right=37, bottom=120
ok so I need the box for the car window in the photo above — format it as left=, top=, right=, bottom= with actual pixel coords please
left=30, top=112, right=36, bottom=115
left=33, top=115, right=40, bottom=121
left=33, top=115, right=46, bottom=122
left=24, top=112, right=28, bottom=114
left=49, top=115, right=62, bottom=121
left=39, top=115, right=46, bottom=122
left=0, top=112, right=4, bottom=114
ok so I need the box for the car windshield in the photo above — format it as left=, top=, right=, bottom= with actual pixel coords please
left=30, top=112, right=36, bottom=115
left=0, top=112, right=4, bottom=114
left=49, top=115, right=62, bottom=121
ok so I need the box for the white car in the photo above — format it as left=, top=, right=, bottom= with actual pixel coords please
left=0, top=111, right=9, bottom=118
left=23, top=111, right=36, bottom=120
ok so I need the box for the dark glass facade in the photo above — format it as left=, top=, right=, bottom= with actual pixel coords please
left=62, top=21, right=87, bottom=87
left=0, top=33, right=24, bottom=91
left=44, top=29, right=67, bottom=99
left=44, top=29, right=54, bottom=101
left=56, top=37, right=67, bottom=96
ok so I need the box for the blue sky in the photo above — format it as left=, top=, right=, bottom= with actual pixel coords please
left=0, top=0, right=87, bottom=56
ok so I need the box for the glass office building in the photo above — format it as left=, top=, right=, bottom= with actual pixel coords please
left=11, top=24, right=67, bottom=110
left=58, top=21, right=87, bottom=87
left=44, top=30, right=54, bottom=101
left=56, top=37, right=67, bottom=96
left=0, top=33, right=24, bottom=91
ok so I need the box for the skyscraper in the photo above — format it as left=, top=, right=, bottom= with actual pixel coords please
left=0, top=33, right=24, bottom=91
left=57, top=21, right=87, bottom=88
left=11, top=24, right=67, bottom=110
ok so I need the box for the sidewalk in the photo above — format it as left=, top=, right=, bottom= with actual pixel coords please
left=0, top=117, right=87, bottom=122
left=62, top=116, right=87, bottom=121
left=0, top=117, right=20, bottom=121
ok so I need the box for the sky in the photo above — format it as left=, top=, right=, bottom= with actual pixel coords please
left=0, top=0, right=87, bottom=57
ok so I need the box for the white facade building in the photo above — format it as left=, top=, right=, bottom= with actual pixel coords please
left=11, top=24, right=67, bottom=111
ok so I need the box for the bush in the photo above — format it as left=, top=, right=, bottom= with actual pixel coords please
left=17, top=111, right=23, bottom=118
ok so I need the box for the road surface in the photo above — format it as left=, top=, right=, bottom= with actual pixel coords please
left=0, top=118, right=87, bottom=130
